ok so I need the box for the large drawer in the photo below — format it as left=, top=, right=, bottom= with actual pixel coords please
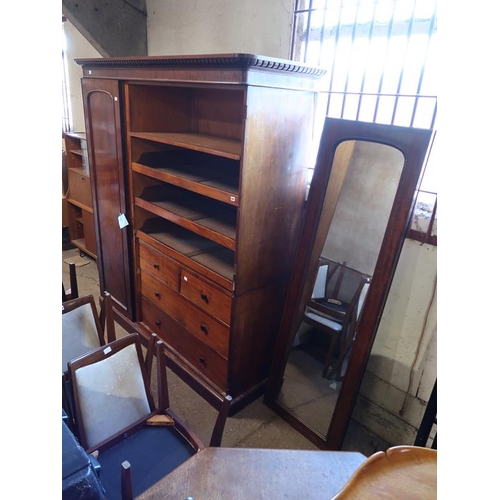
left=68, top=169, right=92, bottom=208
left=141, top=271, right=229, bottom=358
left=138, top=240, right=179, bottom=291
left=180, top=269, right=232, bottom=325
left=141, top=296, right=228, bottom=390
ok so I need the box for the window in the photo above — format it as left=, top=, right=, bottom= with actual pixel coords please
left=62, top=19, right=72, bottom=133
left=292, top=0, right=437, bottom=245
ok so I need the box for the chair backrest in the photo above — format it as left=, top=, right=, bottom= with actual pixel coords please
left=62, top=292, right=117, bottom=374
left=62, top=295, right=104, bottom=374
left=311, top=258, right=370, bottom=319
left=68, top=333, right=155, bottom=450
left=327, top=263, right=367, bottom=305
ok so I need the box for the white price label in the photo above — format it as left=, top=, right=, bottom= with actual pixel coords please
left=118, top=213, right=129, bottom=229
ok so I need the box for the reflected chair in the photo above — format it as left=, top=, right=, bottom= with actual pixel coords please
left=62, top=262, right=79, bottom=302
left=68, top=332, right=232, bottom=500
left=304, top=258, right=370, bottom=379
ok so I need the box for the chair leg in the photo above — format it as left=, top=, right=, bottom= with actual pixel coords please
left=156, top=340, right=170, bottom=411
left=121, top=460, right=133, bottom=500
left=322, top=332, right=339, bottom=378
left=69, top=262, right=79, bottom=300
left=104, top=292, right=116, bottom=342
left=209, top=395, right=232, bottom=447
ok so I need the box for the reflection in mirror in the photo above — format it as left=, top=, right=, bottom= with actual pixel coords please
left=277, top=140, right=405, bottom=438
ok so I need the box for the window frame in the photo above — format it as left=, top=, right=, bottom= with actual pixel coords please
left=290, top=0, right=437, bottom=246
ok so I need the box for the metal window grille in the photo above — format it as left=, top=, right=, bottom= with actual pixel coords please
left=292, top=0, right=437, bottom=244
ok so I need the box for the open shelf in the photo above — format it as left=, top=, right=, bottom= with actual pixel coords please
left=137, top=217, right=235, bottom=281
left=130, top=132, right=242, bottom=160
left=135, top=183, right=237, bottom=250
left=131, top=146, right=240, bottom=206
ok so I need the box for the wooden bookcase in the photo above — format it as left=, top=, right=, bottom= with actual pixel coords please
left=63, top=132, right=96, bottom=259
left=77, top=54, right=326, bottom=413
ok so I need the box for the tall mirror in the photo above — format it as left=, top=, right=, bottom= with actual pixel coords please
left=264, top=118, right=433, bottom=450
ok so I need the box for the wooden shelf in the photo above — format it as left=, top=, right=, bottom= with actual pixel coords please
left=68, top=166, right=89, bottom=177
left=132, top=162, right=239, bottom=206
left=135, top=194, right=236, bottom=251
left=66, top=197, right=93, bottom=214
left=137, top=217, right=235, bottom=282
left=130, top=132, right=242, bottom=160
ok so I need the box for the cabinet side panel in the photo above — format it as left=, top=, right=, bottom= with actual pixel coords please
left=229, top=282, right=288, bottom=395
left=237, top=86, right=315, bottom=294
left=83, top=79, right=133, bottom=317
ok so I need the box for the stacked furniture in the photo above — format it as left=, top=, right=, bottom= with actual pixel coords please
left=63, top=132, right=96, bottom=259
left=77, top=53, right=325, bottom=412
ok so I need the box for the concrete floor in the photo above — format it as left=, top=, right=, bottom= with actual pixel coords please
left=63, top=247, right=389, bottom=457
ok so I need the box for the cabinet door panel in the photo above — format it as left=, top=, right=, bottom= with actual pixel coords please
left=82, top=78, right=134, bottom=318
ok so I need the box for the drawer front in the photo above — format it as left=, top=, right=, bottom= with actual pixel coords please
left=139, top=241, right=179, bottom=291
left=180, top=269, right=232, bottom=325
left=141, top=272, right=229, bottom=358
left=68, top=170, right=92, bottom=207
left=141, top=297, right=228, bottom=390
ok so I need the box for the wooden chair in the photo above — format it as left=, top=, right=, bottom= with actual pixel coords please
left=332, top=445, right=437, bottom=499
left=62, top=292, right=116, bottom=374
left=62, top=262, right=79, bottom=302
left=62, top=291, right=116, bottom=432
left=304, top=258, right=370, bottom=379
left=68, top=333, right=232, bottom=500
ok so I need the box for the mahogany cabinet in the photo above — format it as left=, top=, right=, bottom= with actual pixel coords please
left=78, top=54, right=325, bottom=412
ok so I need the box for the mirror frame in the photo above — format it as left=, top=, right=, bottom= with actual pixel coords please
left=264, top=117, right=434, bottom=450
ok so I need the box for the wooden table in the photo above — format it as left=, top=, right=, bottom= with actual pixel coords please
left=137, top=447, right=366, bottom=500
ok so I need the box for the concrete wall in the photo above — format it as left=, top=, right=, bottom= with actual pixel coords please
left=63, top=20, right=101, bottom=134
left=64, top=0, right=437, bottom=445
left=147, top=0, right=295, bottom=58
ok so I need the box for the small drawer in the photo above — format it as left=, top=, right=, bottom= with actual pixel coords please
left=141, top=297, right=228, bottom=390
left=141, top=272, right=229, bottom=357
left=68, top=169, right=92, bottom=207
left=180, top=269, right=232, bottom=325
left=138, top=240, right=179, bottom=291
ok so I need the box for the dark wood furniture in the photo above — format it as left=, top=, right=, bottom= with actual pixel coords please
left=265, top=118, right=434, bottom=449
left=414, top=379, right=437, bottom=449
left=62, top=291, right=116, bottom=429
left=76, top=53, right=326, bottom=414
left=68, top=333, right=232, bottom=500
left=63, top=132, right=97, bottom=259
left=136, top=447, right=366, bottom=500
left=62, top=261, right=79, bottom=302
left=304, top=258, right=371, bottom=379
